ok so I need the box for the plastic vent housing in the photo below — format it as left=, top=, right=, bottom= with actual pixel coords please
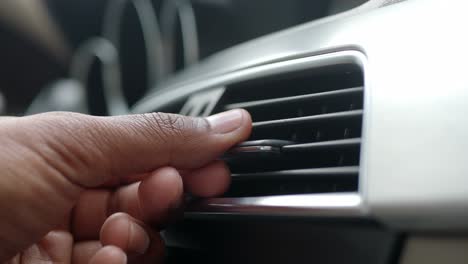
left=213, top=64, right=364, bottom=197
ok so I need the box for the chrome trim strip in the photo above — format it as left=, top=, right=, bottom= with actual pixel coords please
left=252, top=109, right=363, bottom=128
left=231, top=166, right=360, bottom=179
left=283, top=138, right=361, bottom=152
left=185, top=193, right=367, bottom=217
left=227, top=145, right=279, bottom=154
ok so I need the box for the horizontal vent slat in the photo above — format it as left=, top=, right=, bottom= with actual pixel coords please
left=252, top=110, right=363, bottom=129
left=224, top=87, right=363, bottom=110
left=185, top=193, right=364, bottom=216
left=282, top=138, right=361, bottom=152
left=232, top=166, right=359, bottom=180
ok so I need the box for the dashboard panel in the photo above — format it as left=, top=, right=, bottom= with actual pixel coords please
left=6, top=0, right=468, bottom=263
left=130, top=0, right=468, bottom=262
left=134, top=0, right=468, bottom=230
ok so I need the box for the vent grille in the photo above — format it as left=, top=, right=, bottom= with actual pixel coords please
left=212, top=63, right=364, bottom=197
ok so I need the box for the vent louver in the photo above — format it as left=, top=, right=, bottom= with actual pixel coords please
left=212, top=64, right=364, bottom=198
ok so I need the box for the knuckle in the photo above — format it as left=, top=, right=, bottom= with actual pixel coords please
left=138, top=112, right=207, bottom=139
left=144, top=112, right=178, bottom=139
left=155, top=112, right=184, bottom=136
left=130, top=113, right=210, bottom=162
left=128, top=113, right=166, bottom=142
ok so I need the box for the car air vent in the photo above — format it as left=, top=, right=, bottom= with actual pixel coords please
left=212, top=63, right=364, bottom=197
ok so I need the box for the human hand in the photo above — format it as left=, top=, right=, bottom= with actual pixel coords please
left=0, top=109, right=251, bottom=263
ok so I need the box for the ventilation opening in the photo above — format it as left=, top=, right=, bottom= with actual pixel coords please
left=212, top=63, right=364, bottom=197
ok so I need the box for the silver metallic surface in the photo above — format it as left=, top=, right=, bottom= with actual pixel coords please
left=224, top=86, right=364, bottom=110
left=231, top=166, right=360, bottom=178
left=227, top=145, right=278, bottom=154
left=133, top=0, right=468, bottom=229
left=252, top=109, right=363, bottom=128
left=186, top=193, right=366, bottom=217
left=282, top=138, right=361, bottom=152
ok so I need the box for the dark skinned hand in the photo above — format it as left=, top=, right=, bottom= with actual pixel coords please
left=0, top=109, right=252, bottom=263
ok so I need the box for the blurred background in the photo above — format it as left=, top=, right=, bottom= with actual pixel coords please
left=0, top=0, right=367, bottom=116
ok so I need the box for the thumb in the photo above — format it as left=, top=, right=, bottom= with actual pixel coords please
left=22, top=109, right=252, bottom=187
left=0, top=109, right=251, bottom=261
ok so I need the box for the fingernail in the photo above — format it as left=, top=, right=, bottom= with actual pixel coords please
left=120, top=252, right=127, bottom=264
left=129, top=221, right=150, bottom=255
left=206, top=109, right=244, bottom=134
left=139, top=226, right=151, bottom=255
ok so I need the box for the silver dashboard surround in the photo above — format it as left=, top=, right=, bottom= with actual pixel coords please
left=134, top=0, right=468, bottom=230
left=139, top=51, right=372, bottom=219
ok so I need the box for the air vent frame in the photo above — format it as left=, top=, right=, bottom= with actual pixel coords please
left=137, top=50, right=371, bottom=218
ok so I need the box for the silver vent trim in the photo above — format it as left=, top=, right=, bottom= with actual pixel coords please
left=135, top=51, right=370, bottom=218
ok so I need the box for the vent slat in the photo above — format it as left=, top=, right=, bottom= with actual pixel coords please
left=232, top=166, right=359, bottom=180
left=224, top=87, right=363, bottom=110
left=252, top=110, right=363, bottom=129
left=282, top=138, right=361, bottom=152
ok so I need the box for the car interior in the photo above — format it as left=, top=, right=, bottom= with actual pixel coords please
left=1, top=0, right=468, bottom=263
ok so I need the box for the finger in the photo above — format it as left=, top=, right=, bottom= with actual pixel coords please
left=72, top=183, right=142, bottom=241
left=130, top=228, right=165, bottom=264
left=182, top=160, right=231, bottom=197
left=73, top=163, right=228, bottom=241
left=20, top=231, right=73, bottom=264
left=118, top=161, right=231, bottom=198
left=39, top=231, right=73, bottom=263
left=18, top=109, right=251, bottom=188
left=100, top=213, right=165, bottom=263
left=100, top=213, right=150, bottom=256
left=89, top=245, right=126, bottom=264
left=73, top=168, right=183, bottom=240
left=72, top=190, right=112, bottom=241
left=72, top=241, right=102, bottom=264
left=138, top=167, right=184, bottom=226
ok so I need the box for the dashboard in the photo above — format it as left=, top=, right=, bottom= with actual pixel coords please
left=2, top=0, right=468, bottom=263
